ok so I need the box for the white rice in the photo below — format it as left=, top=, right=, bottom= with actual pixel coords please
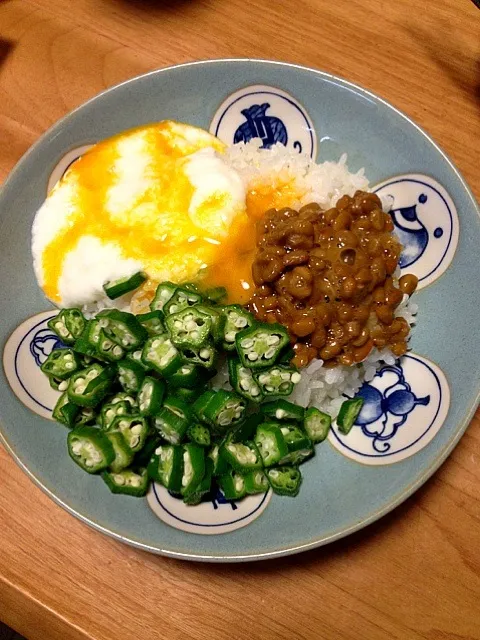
left=83, top=140, right=418, bottom=416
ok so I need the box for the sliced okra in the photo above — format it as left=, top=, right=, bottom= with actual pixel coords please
left=47, top=308, right=86, bottom=345
left=180, top=340, right=217, bottom=370
left=150, top=282, right=177, bottom=312
left=147, top=444, right=184, bottom=493
left=67, top=426, right=115, bottom=473
left=100, top=401, right=131, bottom=430
left=96, top=309, right=147, bottom=351
left=108, top=415, right=149, bottom=453
left=235, top=322, right=289, bottom=369
left=221, top=305, right=254, bottom=351
left=187, top=423, right=211, bottom=447
left=52, top=391, right=79, bottom=428
left=337, top=398, right=364, bottom=435
left=103, top=271, right=146, bottom=300
left=67, top=363, right=116, bottom=408
left=153, top=407, right=189, bottom=444
left=218, top=470, right=246, bottom=500
left=201, top=389, right=246, bottom=434
left=181, top=444, right=206, bottom=497
left=40, top=348, right=81, bottom=380
left=137, top=376, right=166, bottom=417
left=117, top=359, right=146, bottom=394
left=183, top=458, right=214, bottom=505
left=219, top=440, right=262, bottom=473
left=102, top=467, right=149, bottom=497
left=278, top=425, right=314, bottom=465
left=137, top=310, right=165, bottom=336
left=193, top=304, right=226, bottom=344
left=304, top=407, right=332, bottom=443
left=254, top=423, right=289, bottom=467
left=165, top=307, right=212, bottom=350
left=254, top=365, right=301, bottom=397
left=244, top=469, right=269, bottom=495
left=167, top=362, right=207, bottom=389
left=163, top=286, right=203, bottom=316
left=96, top=329, right=125, bottom=362
left=228, top=357, right=263, bottom=403
left=141, top=335, right=183, bottom=377
left=262, top=399, right=305, bottom=423
left=105, top=431, right=134, bottom=473
left=208, top=443, right=230, bottom=477
left=266, top=466, right=302, bottom=497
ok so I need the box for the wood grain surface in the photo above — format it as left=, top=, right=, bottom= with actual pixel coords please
left=1, top=0, right=479, bottom=638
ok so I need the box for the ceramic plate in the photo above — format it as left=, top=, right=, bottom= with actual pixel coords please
left=1, top=60, right=479, bottom=562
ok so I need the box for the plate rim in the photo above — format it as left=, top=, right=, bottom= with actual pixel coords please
left=1, top=58, right=479, bottom=562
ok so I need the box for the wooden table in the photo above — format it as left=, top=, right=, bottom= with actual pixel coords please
left=1, top=0, right=480, bottom=638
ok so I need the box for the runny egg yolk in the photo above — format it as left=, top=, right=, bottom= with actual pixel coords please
left=39, top=120, right=305, bottom=307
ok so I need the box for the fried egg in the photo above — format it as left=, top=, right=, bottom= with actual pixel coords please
left=32, top=121, right=247, bottom=308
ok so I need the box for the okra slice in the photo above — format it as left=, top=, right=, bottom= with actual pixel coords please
left=221, top=305, right=254, bottom=351
left=165, top=307, right=212, bottom=350
left=125, top=348, right=149, bottom=371
left=181, top=444, right=206, bottom=497
left=109, top=392, right=137, bottom=409
left=74, top=407, right=96, bottom=426
left=109, top=415, right=149, bottom=453
left=218, top=469, right=246, bottom=500
left=67, top=363, right=116, bottom=407
left=193, top=304, right=226, bottom=344
left=202, top=389, right=246, bottom=434
left=173, top=386, right=206, bottom=402
left=304, top=407, right=332, bottom=443
left=102, top=467, right=149, bottom=497
left=148, top=444, right=183, bottom=493
left=254, top=365, right=301, bottom=397
left=244, top=469, right=269, bottom=495
left=192, top=390, right=217, bottom=423
left=262, top=399, right=305, bottom=423
left=97, top=309, right=147, bottom=351
left=141, top=335, right=183, bottom=377
left=187, top=423, right=211, bottom=447
left=137, top=310, right=165, bottom=336
left=105, top=431, right=134, bottom=473
left=103, top=271, right=146, bottom=300
left=337, top=398, right=364, bottom=435
left=49, top=376, right=64, bottom=392
left=230, top=413, right=264, bottom=443
left=163, top=286, right=203, bottom=316
left=220, top=440, right=262, bottom=473
left=48, top=308, right=86, bottom=345
left=154, top=408, right=189, bottom=444
left=228, top=357, right=263, bottom=403
left=100, top=401, right=131, bottom=430
left=137, top=376, right=166, bottom=417
left=40, top=348, right=81, bottom=380
left=208, top=443, right=230, bottom=477
left=96, top=329, right=125, bottom=362
left=134, top=436, right=162, bottom=467
left=67, top=426, right=115, bottom=473
left=235, top=323, right=289, bottom=369
left=184, top=458, right=214, bottom=505
left=52, top=391, right=79, bottom=428
left=167, top=362, right=207, bottom=389
left=266, top=466, right=302, bottom=497
left=204, top=286, right=227, bottom=305
left=278, top=425, right=314, bottom=465
left=180, top=341, right=217, bottom=371
left=117, top=359, right=146, bottom=394
left=150, top=281, right=177, bottom=312
left=254, top=423, right=289, bottom=467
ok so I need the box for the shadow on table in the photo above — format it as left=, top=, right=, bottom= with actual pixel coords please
left=406, top=17, right=480, bottom=111
left=0, top=38, right=14, bottom=71
left=104, top=0, right=194, bottom=11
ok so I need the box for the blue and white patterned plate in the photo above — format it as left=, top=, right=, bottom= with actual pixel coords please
left=1, top=60, right=479, bottom=562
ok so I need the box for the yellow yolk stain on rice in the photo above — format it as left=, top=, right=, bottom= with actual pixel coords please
left=200, top=179, right=305, bottom=303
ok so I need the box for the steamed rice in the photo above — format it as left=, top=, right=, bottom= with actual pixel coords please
left=85, top=140, right=418, bottom=418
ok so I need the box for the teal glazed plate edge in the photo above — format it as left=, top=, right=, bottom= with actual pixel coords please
left=1, top=59, right=480, bottom=562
